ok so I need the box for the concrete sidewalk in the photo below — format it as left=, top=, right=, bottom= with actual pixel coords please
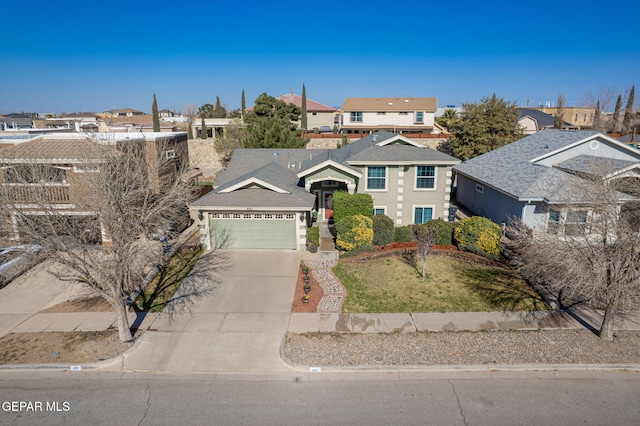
left=287, top=310, right=640, bottom=333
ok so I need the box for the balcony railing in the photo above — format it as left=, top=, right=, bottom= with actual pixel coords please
left=5, top=185, right=71, bottom=204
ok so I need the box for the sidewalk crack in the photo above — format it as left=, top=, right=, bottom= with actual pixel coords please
left=138, top=382, right=152, bottom=426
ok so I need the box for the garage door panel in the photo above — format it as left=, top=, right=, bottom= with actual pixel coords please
left=210, top=214, right=296, bottom=249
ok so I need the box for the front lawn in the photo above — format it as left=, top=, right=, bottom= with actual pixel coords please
left=334, top=254, right=547, bottom=313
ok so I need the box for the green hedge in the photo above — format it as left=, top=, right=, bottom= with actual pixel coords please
left=372, top=214, right=394, bottom=246
left=306, top=226, right=319, bottom=247
left=454, top=216, right=503, bottom=258
left=423, top=218, right=455, bottom=246
left=336, top=214, right=373, bottom=251
left=393, top=226, right=413, bottom=242
left=332, top=192, right=373, bottom=225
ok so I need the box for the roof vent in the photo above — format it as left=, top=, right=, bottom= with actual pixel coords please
left=372, top=135, right=377, bottom=142
left=273, top=152, right=278, bottom=156
left=544, top=144, right=549, bottom=149
left=388, top=102, right=393, bottom=106
left=403, top=99, right=409, bottom=103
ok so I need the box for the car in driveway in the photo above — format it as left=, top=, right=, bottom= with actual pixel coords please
left=0, top=245, right=43, bottom=288
left=317, top=126, right=333, bottom=133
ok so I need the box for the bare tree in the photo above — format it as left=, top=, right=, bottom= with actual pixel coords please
left=0, top=136, right=216, bottom=342
left=582, top=86, right=618, bottom=113
left=413, top=225, right=437, bottom=279
left=182, top=104, right=197, bottom=139
left=508, top=160, right=640, bottom=341
left=214, top=119, right=248, bottom=166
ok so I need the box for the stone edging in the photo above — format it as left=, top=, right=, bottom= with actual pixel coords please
left=303, top=259, right=344, bottom=313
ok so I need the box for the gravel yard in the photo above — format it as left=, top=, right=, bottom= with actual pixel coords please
left=283, top=330, right=640, bottom=366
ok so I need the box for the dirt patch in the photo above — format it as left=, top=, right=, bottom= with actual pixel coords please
left=40, top=296, right=112, bottom=313
left=0, top=331, right=132, bottom=364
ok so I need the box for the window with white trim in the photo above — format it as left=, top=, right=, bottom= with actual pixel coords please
left=275, top=214, right=284, bottom=219
left=416, top=166, right=435, bottom=189
left=414, top=111, right=424, bottom=123
left=414, top=207, right=433, bottom=225
left=373, top=207, right=386, bottom=216
left=166, top=150, right=176, bottom=159
left=367, top=166, right=386, bottom=190
left=285, top=214, right=295, bottom=219
left=264, top=214, right=273, bottom=219
left=350, top=112, right=363, bottom=122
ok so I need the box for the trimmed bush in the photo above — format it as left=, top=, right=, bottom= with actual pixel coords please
left=423, top=218, right=455, bottom=246
left=393, top=226, right=413, bottom=243
left=372, top=214, right=394, bottom=246
left=332, top=192, right=373, bottom=225
left=454, top=216, right=503, bottom=258
left=306, top=226, right=319, bottom=247
left=336, top=214, right=373, bottom=251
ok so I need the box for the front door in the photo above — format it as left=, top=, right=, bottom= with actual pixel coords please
left=323, top=192, right=334, bottom=221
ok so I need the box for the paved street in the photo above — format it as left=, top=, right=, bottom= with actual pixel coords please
left=0, top=370, right=639, bottom=425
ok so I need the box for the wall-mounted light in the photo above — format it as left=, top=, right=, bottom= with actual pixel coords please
left=198, top=211, right=204, bottom=220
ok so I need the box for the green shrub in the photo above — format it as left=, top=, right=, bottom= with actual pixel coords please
left=424, top=218, right=455, bottom=246
left=332, top=192, right=373, bottom=225
left=336, top=214, right=373, bottom=251
left=306, top=226, right=319, bottom=247
left=372, top=214, right=394, bottom=246
left=454, top=216, right=503, bottom=258
left=393, top=226, right=413, bottom=243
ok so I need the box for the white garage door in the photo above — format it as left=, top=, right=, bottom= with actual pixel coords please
left=209, top=212, right=297, bottom=249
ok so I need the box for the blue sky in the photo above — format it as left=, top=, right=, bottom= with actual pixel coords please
left=1, top=0, right=638, bottom=115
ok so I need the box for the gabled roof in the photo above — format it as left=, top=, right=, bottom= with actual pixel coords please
left=217, top=162, right=293, bottom=194
left=342, top=97, right=437, bottom=112
left=453, top=129, right=640, bottom=202
left=517, top=108, right=572, bottom=128
left=276, top=93, right=338, bottom=112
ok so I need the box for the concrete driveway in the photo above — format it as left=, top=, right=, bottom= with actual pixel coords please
left=120, top=249, right=300, bottom=373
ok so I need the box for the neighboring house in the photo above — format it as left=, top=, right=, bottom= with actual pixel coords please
left=0, top=114, right=34, bottom=130
left=192, top=118, right=235, bottom=139
left=159, top=109, right=175, bottom=118
left=531, top=107, right=596, bottom=128
left=452, top=129, right=640, bottom=233
left=192, top=131, right=459, bottom=250
left=275, top=93, right=339, bottom=131
left=517, top=108, right=574, bottom=134
left=0, top=132, right=190, bottom=244
left=103, top=108, right=146, bottom=118
left=99, top=115, right=177, bottom=133
left=340, top=97, right=437, bottom=135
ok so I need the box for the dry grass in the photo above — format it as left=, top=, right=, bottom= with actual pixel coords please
left=335, top=255, right=547, bottom=313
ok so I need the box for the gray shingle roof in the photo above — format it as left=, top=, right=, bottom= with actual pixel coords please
left=452, top=129, right=615, bottom=201
left=554, top=155, right=638, bottom=177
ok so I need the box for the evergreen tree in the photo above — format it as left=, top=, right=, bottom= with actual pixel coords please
left=301, top=84, right=308, bottom=130
left=244, top=93, right=308, bottom=149
left=593, top=100, right=602, bottom=130
left=152, top=94, right=160, bottom=132
left=554, top=94, right=565, bottom=129
left=623, top=85, right=635, bottom=134
left=213, top=96, right=227, bottom=118
left=241, top=89, right=246, bottom=119
left=612, top=94, right=623, bottom=133
left=446, top=94, right=521, bottom=159
left=200, top=117, right=207, bottom=139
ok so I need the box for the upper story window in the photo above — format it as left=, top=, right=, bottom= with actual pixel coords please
left=414, top=111, right=424, bottom=123
left=4, top=165, right=67, bottom=185
left=376, top=112, right=386, bottom=115
left=398, top=111, right=409, bottom=115
left=350, top=112, right=363, bottom=123
left=367, top=166, right=386, bottom=190
left=416, top=166, right=435, bottom=189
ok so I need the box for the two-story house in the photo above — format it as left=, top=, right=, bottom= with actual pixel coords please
left=0, top=132, right=190, bottom=244
left=340, top=97, right=437, bottom=135
left=191, top=131, right=460, bottom=250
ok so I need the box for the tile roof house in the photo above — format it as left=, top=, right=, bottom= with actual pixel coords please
left=0, top=132, right=190, bottom=244
left=517, top=108, right=575, bottom=134
left=340, top=97, right=438, bottom=135
left=192, top=131, right=460, bottom=250
left=452, top=129, right=640, bottom=234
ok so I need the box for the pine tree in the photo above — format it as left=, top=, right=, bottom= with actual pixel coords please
left=213, top=96, right=227, bottom=118
left=301, top=84, right=308, bottom=130
left=593, top=100, right=602, bottom=130
left=200, top=117, right=207, bottom=139
left=554, top=94, right=565, bottom=129
left=241, top=89, right=246, bottom=119
left=152, top=94, right=160, bottom=132
left=612, top=95, right=623, bottom=133
left=447, top=94, right=521, bottom=159
left=623, top=85, right=635, bottom=134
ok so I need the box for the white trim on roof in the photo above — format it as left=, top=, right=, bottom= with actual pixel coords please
left=374, top=134, right=423, bottom=147
left=218, top=177, right=290, bottom=194
left=297, top=159, right=362, bottom=179
left=347, top=160, right=459, bottom=166
left=529, top=133, right=640, bottom=164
